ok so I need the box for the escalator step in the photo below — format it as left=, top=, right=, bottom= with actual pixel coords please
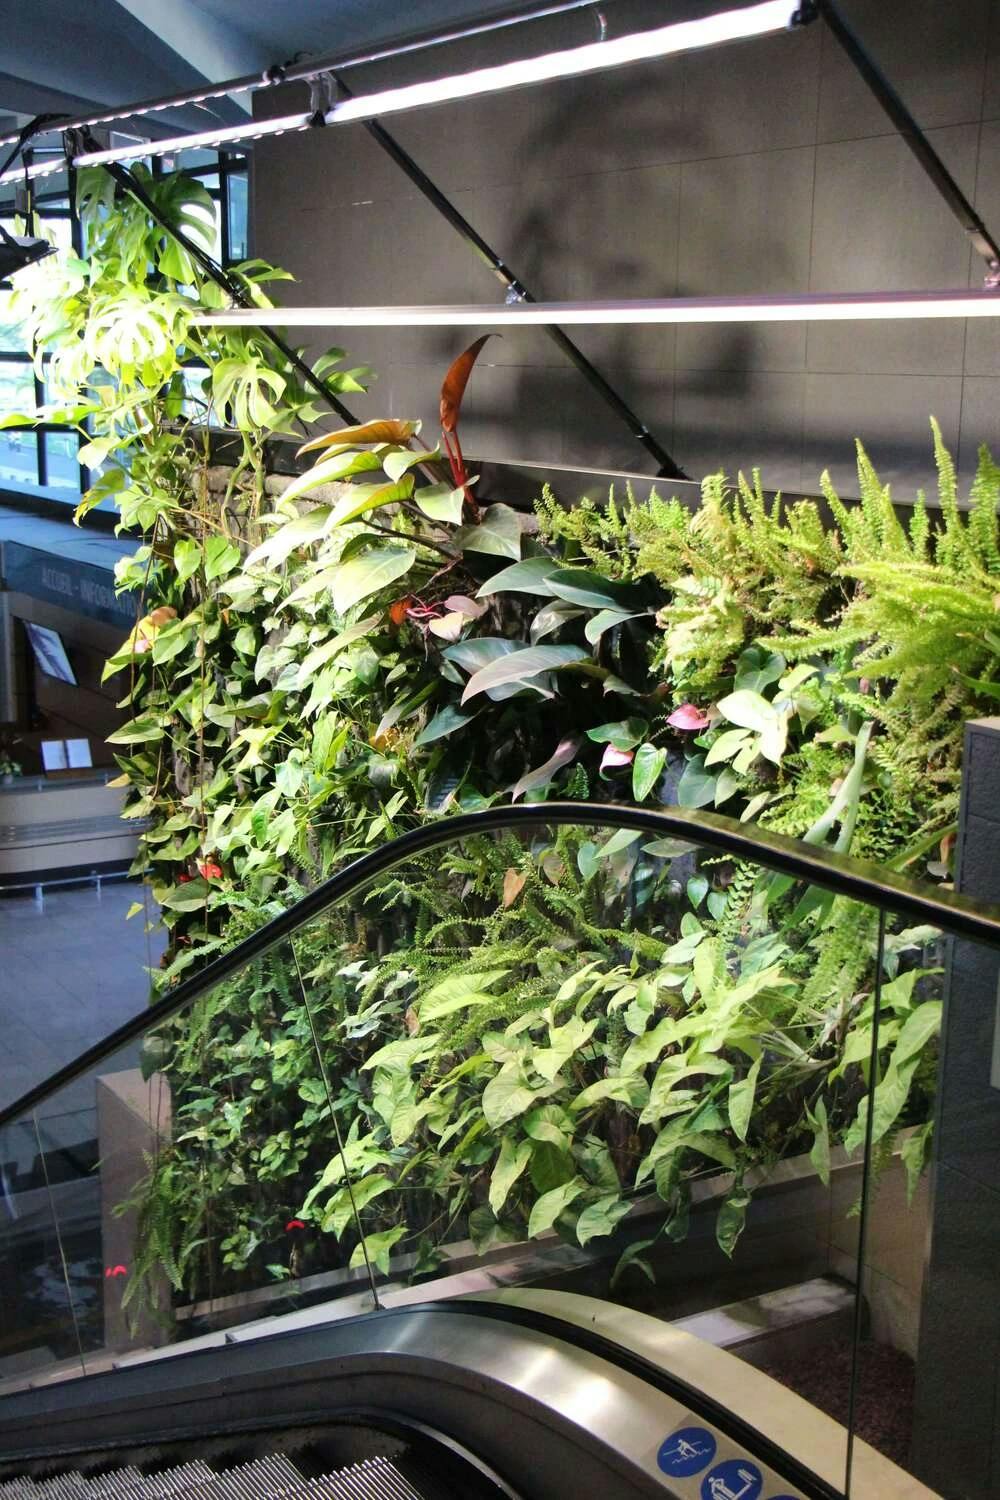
left=88, top=1471, right=147, bottom=1500
left=169, top=1455, right=308, bottom=1500
left=145, top=1466, right=215, bottom=1494
left=268, top=1464, right=419, bottom=1500
left=0, top=1454, right=423, bottom=1500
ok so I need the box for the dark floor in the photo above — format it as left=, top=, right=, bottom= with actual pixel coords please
left=0, top=879, right=165, bottom=1111
left=762, top=1338, right=916, bottom=1470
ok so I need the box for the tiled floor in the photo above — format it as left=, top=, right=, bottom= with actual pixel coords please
left=0, top=880, right=165, bottom=1112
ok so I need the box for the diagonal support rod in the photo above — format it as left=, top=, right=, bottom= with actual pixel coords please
left=332, top=76, right=688, bottom=479
left=802, top=0, right=1000, bottom=275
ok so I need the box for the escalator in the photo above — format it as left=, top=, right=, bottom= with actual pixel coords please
left=3, top=804, right=997, bottom=1500
left=0, top=1288, right=861, bottom=1498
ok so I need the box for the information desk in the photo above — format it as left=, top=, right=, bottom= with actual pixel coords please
left=0, top=773, right=140, bottom=886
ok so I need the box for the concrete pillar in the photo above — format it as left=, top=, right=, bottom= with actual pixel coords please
left=913, top=717, right=1000, bottom=1498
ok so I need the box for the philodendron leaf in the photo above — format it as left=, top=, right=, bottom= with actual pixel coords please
left=716, top=1186, right=752, bottom=1258
left=728, top=1057, right=761, bottom=1143
left=297, top=419, right=419, bottom=455
left=808, top=1098, right=831, bottom=1186
left=510, top=733, right=581, bottom=800
left=442, top=637, right=522, bottom=672
left=454, top=503, right=522, bottom=560
left=676, top=754, right=718, bottom=808
left=349, top=1225, right=406, bottom=1275
left=384, top=446, right=437, bottom=482
left=632, top=743, right=667, bottom=802
left=576, top=1194, right=632, bottom=1247
left=203, top=535, right=241, bottom=581
left=587, top=719, right=647, bottom=750
left=246, top=506, right=333, bottom=569
left=461, top=644, right=589, bottom=704
left=332, top=546, right=415, bottom=614
left=585, top=609, right=644, bottom=644
left=173, top=537, right=201, bottom=583
left=489, top=1136, right=532, bottom=1216
left=483, top=1065, right=549, bottom=1128
left=327, top=475, right=415, bottom=527
left=717, top=689, right=777, bottom=734
left=415, top=482, right=466, bottom=524
left=414, top=703, right=479, bottom=746
left=278, top=448, right=382, bottom=506
left=441, top=335, right=491, bottom=431
left=477, top=556, right=561, bottom=598
left=545, top=568, right=642, bottom=610
left=527, top=1176, right=587, bottom=1238
left=530, top=601, right=586, bottom=643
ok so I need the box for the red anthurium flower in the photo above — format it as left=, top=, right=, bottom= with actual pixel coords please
left=667, top=703, right=710, bottom=731
left=601, top=744, right=634, bottom=770
left=197, top=860, right=223, bottom=880
left=177, top=873, right=193, bottom=884
left=104, top=1264, right=127, bottom=1277
left=285, top=1218, right=306, bottom=1232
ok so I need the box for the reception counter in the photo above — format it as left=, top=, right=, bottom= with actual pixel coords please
left=0, top=773, right=140, bottom=886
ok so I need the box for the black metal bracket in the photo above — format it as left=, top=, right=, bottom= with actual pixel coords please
left=812, top=0, right=1000, bottom=277
left=332, top=75, right=687, bottom=479
left=308, top=73, right=336, bottom=127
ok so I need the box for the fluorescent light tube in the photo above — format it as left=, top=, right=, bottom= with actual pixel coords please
left=0, top=158, right=64, bottom=189
left=3, top=1, right=801, bottom=185
left=193, top=289, right=1000, bottom=327
left=72, top=112, right=315, bottom=169
left=326, top=0, right=800, bottom=125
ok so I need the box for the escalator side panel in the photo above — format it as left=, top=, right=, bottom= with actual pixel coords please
left=0, top=1309, right=706, bottom=1498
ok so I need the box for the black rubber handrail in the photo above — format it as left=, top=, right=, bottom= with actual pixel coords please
left=3, top=801, right=999, bottom=1129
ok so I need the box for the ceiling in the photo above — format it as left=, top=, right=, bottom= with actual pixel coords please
left=0, top=0, right=586, bottom=140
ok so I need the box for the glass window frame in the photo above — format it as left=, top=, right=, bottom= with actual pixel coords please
left=0, top=149, right=249, bottom=511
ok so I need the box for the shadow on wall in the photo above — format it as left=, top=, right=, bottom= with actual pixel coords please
left=252, top=0, right=984, bottom=501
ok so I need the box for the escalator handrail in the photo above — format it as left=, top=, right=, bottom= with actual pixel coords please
left=2, top=799, right=998, bottom=1129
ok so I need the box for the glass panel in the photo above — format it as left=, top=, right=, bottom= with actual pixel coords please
left=0, top=935, right=334, bottom=1382
left=44, top=430, right=81, bottom=493
left=1, top=815, right=932, bottom=1500
left=0, top=1110, right=87, bottom=1389
left=280, top=821, right=877, bottom=1492
left=227, top=170, right=248, bottom=262
left=0, top=431, right=39, bottom=487
left=850, top=910, right=959, bottom=1496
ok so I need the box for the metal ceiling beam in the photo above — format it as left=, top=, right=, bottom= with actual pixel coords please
left=110, top=0, right=262, bottom=113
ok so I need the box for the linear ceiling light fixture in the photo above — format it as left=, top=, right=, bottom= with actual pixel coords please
left=0, top=0, right=611, bottom=152
left=1, top=1, right=804, bottom=185
left=194, top=289, right=1000, bottom=327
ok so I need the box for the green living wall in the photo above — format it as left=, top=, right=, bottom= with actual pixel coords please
left=7, top=169, right=1000, bottom=1311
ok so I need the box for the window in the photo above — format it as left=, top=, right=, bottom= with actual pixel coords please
left=0, top=149, right=249, bottom=509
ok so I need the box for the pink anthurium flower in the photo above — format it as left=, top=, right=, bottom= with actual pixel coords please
left=601, top=744, right=634, bottom=770
left=667, top=703, right=710, bottom=731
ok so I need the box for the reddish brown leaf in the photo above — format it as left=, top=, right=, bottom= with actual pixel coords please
left=404, top=1005, right=420, bottom=1036
left=389, top=596, right=413, bottom=626
left=440, top=336, right=492, bottom=433
left=502, top=867, right=527, bottom=908
left=297, top=419, right=419, bottom=456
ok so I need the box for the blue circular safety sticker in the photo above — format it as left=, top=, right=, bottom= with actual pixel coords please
left=657, top=1426, right=717, bottom=1477
left=700, top=1459, right=763, bottom=1500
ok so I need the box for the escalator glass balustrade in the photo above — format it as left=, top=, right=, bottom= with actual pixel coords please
left=1, top=806, right=996, bottom=1500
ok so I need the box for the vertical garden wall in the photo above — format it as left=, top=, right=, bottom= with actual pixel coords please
left=6, top=166, right=1000, bottom=1312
